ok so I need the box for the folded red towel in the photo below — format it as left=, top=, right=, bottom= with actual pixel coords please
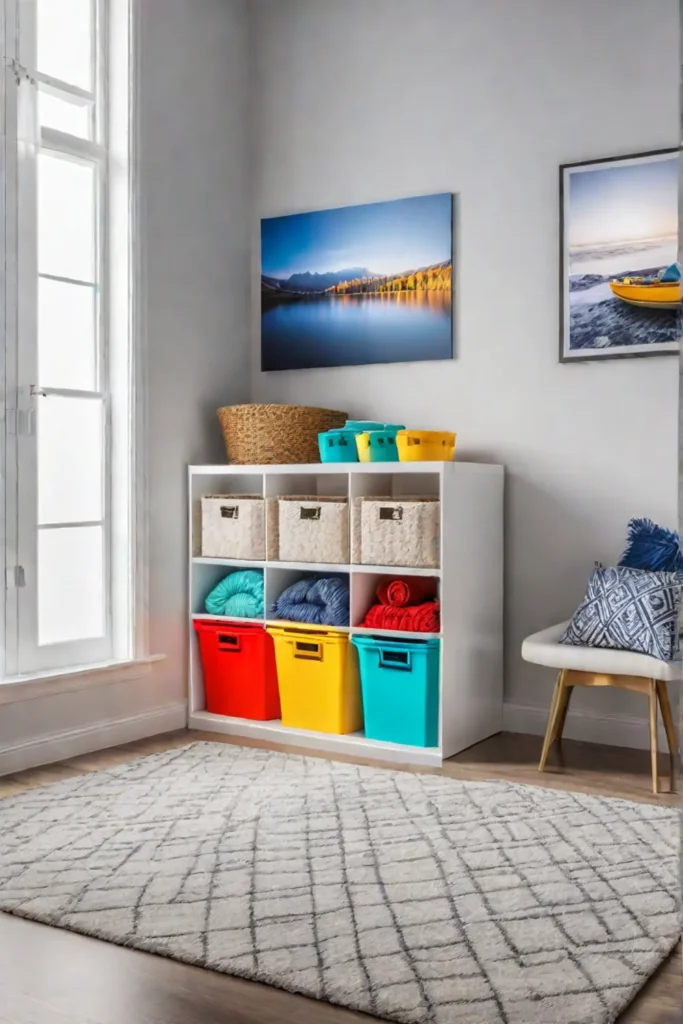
left=376, top=577, right=437, bottom=607
left=409, top=602, right=440, bottom=632
left=362, top=601, right=440, bottom=633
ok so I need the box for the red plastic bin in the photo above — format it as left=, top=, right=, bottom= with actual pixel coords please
left=193, top=620, right=280, bottom=720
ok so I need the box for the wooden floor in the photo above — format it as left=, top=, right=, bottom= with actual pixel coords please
left=0, top=729, right=680, bottom=1024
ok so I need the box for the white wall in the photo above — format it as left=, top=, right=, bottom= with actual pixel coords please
left=0, top=0, right=251, bottom=770
left=250, top=0, right=680, bottom=744
left=142, top=0, right=250, bottom=710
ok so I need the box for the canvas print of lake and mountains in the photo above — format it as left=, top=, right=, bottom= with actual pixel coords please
left=561, top=150, right=679, bottom=361
left=261, top=193, right=453, bottom=371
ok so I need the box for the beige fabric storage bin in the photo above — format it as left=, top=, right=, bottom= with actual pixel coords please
left=278, top=496, right=349, bottom=564
left=350, top=496, right=363, bottom=564
left=265, top=497, right=280, bottom=561
left=360, top=497, right=440, bottom=568
left=201, top=494, right=265, bottom=560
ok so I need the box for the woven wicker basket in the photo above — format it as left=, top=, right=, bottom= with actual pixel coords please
left=360, top=497, right=440, bottom=568
left=278, top=495, right=350, bottom=564
left=217, top=404, right=347, bottom=465
left=201, top=494, right=265, bottom=560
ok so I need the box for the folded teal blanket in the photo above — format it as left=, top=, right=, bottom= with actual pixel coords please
left=271, top=576, right=349, bottom=627
left=204, top=569, right=264, bottom=619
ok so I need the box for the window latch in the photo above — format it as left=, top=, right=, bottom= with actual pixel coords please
left=4, top=58, right=36, bottom=87
left=5, top=408, right=34, bottom=435
left=30, top=385, right=47, bottom=397
left=5, top=566, right=26, bottom=589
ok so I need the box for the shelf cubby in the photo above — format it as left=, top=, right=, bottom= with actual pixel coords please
left=266, top=565, right=348, bottom=619
left=350, top=570, right=441, bottom=634
left=189, top=472, right=264, bottom=557
left=191, top=562, right=265, bottom=625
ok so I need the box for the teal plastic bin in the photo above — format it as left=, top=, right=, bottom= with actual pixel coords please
left=344, top=420, right=385, bottom=432
left=318, top=428, right=359, bottom=463
left=352, top=635, right=440, bottom=747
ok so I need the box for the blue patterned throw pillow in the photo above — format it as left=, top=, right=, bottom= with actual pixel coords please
left=561, top=565, right=683, bottom=661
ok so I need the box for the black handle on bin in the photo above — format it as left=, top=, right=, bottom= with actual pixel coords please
left=294, top=640, right=323, bottom=661
left=379, top=506, right=403, bottom=521
left=379, top=648, right=411, bottom=670
left=218, top=634, right=241, bottom=652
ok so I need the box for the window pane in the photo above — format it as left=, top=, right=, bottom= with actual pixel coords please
left=38, top=396, right=103, bottom=525
left=39, top=89, right=92, bottom=139
left=39, top=278, right=96, bottom=390
left=37, top=0, right=93, bottom=92
left=38, top=152, right=96, bottom=282
left=39, top=526, right=104, bottom=645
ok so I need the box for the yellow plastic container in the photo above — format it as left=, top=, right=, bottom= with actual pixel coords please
left=397, top=429, right=457, bottom=462
left=267, top=625, right=363, bottom=734
left=355, top=424, right=405, bottom=463
left=356, top=434, right=372, bottom=463
left=356, top=426, right=404, bottom=463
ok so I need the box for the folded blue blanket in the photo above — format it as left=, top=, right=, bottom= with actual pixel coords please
left=204, top=569, right=264, bottom=619
left=271, top=576, right=349, bottom=627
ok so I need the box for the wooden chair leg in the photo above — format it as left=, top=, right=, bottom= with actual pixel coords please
left=539, top=671, right=566, bottom=773
left=555, top=684, right=574, bottom=744
left=656, top=681, right=678, bottom=793
left=648, top=681, right=659, bottom=795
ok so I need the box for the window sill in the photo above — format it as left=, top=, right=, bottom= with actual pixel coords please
left=0, top=654, right=167, bottom=705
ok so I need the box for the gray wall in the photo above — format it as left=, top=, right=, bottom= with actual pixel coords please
left=143, top=0, right=250, bottom=710
left=250, top=0, right=680, bottom=742
left=5, top=0, right=678, bottom=766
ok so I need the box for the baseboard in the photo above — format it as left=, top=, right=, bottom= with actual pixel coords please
left=1, top=699, right=668, bottom=776
left=503, top=702, right=670, bottom=751
left=0, top=702, right=188, bottom=777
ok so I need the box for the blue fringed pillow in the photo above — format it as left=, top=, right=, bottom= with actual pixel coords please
left=619, top=517, right=683, bottom=573
left=561, top=564, right=683, bottom=661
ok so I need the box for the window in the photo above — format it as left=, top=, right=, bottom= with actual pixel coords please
left=2, top=0, right=135, bottom=678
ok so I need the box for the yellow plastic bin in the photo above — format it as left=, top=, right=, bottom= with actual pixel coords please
left=397, top=429, right=456, bottom=462
left=356, top=425, right=405, bottom=463
left=267, top=625, right=363, bottom=734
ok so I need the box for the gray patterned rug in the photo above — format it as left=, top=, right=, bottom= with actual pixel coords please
left=0, top=742, right=679, bottom=1024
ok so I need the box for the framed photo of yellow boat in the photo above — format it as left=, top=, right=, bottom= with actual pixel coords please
left=560, top=148, right=680, bottom=362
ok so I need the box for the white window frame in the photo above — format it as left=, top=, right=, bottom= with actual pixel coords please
left=1, top=0, right=147, bottom=682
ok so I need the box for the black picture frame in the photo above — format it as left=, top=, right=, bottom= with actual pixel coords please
left=559, top=148, right=679, bottom=363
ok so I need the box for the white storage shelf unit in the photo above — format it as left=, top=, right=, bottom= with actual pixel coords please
left=188, top=462, right=504, bottom=767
